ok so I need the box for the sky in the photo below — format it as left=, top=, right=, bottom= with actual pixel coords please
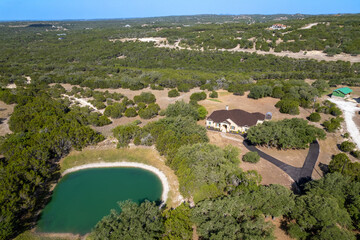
left=0, top=0, right=359, bottom=21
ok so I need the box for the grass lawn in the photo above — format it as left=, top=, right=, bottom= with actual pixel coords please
left=14, top=231, right=77, bottom=240
left=61, top=148, right=156, bottom=173
left=207, top=98, right=222, bottom=103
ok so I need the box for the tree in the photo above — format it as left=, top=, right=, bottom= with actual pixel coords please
left=133, top=92, right=156, bottom=104
left=138, top=103, right=160, bottom=119
left=329, top=153, right=360, bottom=181
left=165, top=101, right=198, bottom=120
left=197, top=105, right=208, bottom=120
left=311, top=79, right=329, bottom=93
left=112, top=121, right=141, bottom=147
left=192, top=196, right=275, bottom=239
left=124, top=107, right=137, bottom=117
left=323, top=117, right=343, bottom=132
left=275, top=99, right=299, bottom=115
left=104, top=103, right=125, bottom=118
left=91, top=201, right=165, bottom=240
left=177, top=83, right=191, bottom=92
left=168, top=89, right=180, bottom=98
left=172, top=143, right=240, bottom=202
left=247, top=118, right=326, bottom=149
left=163, top=203, right=193, bottom=240
left=190, top=92, right=206, bottom=101
left=248, top=85, right=272, bottom=99
left=256, top=184, right=295, bottom=217
left=209, top=91, right=218, bottom=98
left=287, top=193, right=353, bottom=240
left=340, top=141, right=356, bottom=152
left=309, top=112, right=321, bottom=122
left=242, top=151, right=260, bottom=163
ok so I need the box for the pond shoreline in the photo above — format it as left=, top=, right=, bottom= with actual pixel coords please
left=62, top=162, right=169, bottom=203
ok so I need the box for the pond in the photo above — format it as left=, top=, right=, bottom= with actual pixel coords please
left=37, top=167, right=163, bottom=235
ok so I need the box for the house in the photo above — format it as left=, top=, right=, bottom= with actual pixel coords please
left=332, top=87, right=353, bottom=98
left=270, top=24, right=287, bottom=30
left=206, top=107, right=265, bottom=133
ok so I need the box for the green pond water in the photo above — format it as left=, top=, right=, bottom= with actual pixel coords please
left=37, top=167, right=163, bottom=235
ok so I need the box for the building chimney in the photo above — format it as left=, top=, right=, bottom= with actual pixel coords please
left=226, top=105, right=229, bottom=110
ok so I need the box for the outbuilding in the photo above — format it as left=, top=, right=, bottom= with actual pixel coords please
left=332, top=87, right=353, bottom=98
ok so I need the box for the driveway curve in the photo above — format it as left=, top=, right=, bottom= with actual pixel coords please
left=220, top=133, right=320, bottom=182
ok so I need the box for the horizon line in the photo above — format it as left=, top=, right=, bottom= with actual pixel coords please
left=0, top=12, right=358, bottom=23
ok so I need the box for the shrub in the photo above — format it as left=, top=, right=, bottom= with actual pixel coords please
left=209, top=91, right=218, bottom=98
left=309, top=112, right=321, bottom=122
left=323, top=117, right=343, bottom=132
left=242, top=152, right=260, bottom=163
left=138, top=103, right=160, bottom=119
left=133, top=92, right=156, bottom=104
left=136, top=102, right=147, bottom=111
left=343, top=133, right=350, bottom=138
left=165, top=101, right=198, bottom=120
left=197, top=106, right=208, bottom=120
left=350, top=150, right=360, bottom=159
left=124, top=107, right=137, bottom=117
left=168, top=89, right=180, bottom=98
left=133, top=136, right=141, bottom=145
left=275, top=100, right=299, bottom=115
left=190, top=92, right=207, bottom=101
left=330, top=107, right=342, bottom=116
left=104, top=103, right=126, bottom=118
left=248, top=85, right=272, bottom=99
left=340, top=141, right=356, bottom=152
left=91, top=101, right=106, bottom=110
left=177, top=83, right=191, bottom=92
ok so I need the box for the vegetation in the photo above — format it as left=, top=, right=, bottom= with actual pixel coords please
left=329, top=153, right=360, bottom=182
left=316, top=100, right=342, bottom=116
left=172, top=143, right=240, bottom=202
left=190, top=92, right=207, bottom=101
left=323, top=117, right=344, bottom=132
left=242, top=151, right=260, bottom=163
left=91, top=201, right=165, bottom=239
left=164, top=101, right=199, bottom=120
left=209, top=90, right=218, bottom=98
left=167, top=89, right=180, bottom=98
left=308, top=112, right=321, bottom=122
left=340, top=141, right=356, bottom=152
left=286, top=173, right=359, bottom=239
left=247, top=118, right=326, bottom=149
left=2, top=14, right=360, bottom=239
left=0, top=88, right=104, bottom=240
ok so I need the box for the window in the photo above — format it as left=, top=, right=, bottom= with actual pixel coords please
left=216, top=123, right=220, bottom=127
left=231, top=126, right=235, bottom=130
left=208, top=121, right=212, bottom=125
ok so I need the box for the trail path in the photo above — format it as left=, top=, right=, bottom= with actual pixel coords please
left=63, top=94, right=104, bottom=114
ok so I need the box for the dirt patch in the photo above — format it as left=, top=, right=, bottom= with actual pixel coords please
left=269, top=217, right=294, bottom=240
left=0, top=101, right=15, bottom=136
left=299, top=22, right=319, bottom=30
